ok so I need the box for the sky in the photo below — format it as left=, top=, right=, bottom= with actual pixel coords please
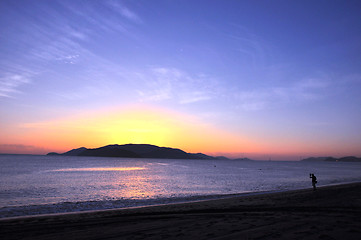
left=0, top=0, right=361, bottom=160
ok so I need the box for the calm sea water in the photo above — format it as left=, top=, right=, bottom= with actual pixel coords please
left=1, top=155, right=361, bottom=218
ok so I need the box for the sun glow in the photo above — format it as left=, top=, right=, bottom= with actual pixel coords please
left=102, top=108, right=174, bottom=145
left=14, top=105, right=256, bottom=155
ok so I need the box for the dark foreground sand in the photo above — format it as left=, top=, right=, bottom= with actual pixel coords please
left=1, top=183, right=361, bottom=240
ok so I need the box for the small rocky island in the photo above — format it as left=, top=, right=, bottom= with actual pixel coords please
left=47, top=144, right=249, bottom=160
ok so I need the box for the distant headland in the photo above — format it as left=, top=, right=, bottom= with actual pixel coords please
left=47, top=144, right=252, bottom=161
left=301, top=156, right=361, bottom=162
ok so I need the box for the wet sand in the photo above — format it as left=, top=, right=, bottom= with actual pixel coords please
left=1, top=183, right=361, bottom=240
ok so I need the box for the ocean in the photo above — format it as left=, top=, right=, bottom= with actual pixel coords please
left=1, top=154, right=361, bottom=218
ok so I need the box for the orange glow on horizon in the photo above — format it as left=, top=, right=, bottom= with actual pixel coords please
left=8, top=105, right=257, bottom=155
left=2, top=104, right=359, bottom=159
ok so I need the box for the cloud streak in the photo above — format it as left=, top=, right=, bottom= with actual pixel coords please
left=227, top=24, right=273, bottom=70
left=0, top=1, right=145, bottom=101
left=106, top=0, right=142, bottom=23
left=0, top=74, right=31, bottom=98
left=135, top=67, right=217, bottom=105
left=235, top=78, right=330, bottom=111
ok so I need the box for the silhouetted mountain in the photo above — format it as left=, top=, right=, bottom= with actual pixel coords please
left=78, top=145, right=140, bottom=158
left=326, top=156, right=361, bottom=162
left=190, top=153, right=216, bottom=160
left=233, top=157, right=253, bottom=161
left=213, top=156, right=230, bottom=160
left=301, top=157, right=328, bottom=162
left=46, top=152, right=60, bottom=156
left=63, top=147, right=87, bottom=156
left=47, top=144, right=222, bottom=160
left=302, top=156, right=361, bottom=162
left=324, top=157, right=337, bottom=162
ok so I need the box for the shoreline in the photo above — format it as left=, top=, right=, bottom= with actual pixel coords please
left=0, top=180, right=355, bottom=220
left=1, top=181, right=360, bottom=221
left=0, top=190, right=281, bottom=221
left=1, top=182, right=361, bottom=239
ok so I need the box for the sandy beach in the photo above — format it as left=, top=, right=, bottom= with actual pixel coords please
left=1, top=182, right=361, bottom=240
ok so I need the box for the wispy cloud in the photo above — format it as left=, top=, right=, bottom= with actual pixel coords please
left=0, top=1, right=144, bottom=100
left=7, top=0, right=143, bottom=65
left=106, top=0, right=142, bottom=23
left=235, top=78, right=330, bottom=111
left=61, top=0, right=140, bottom=34
left=135, top=67, right=218, bottom=105
left=0, top=74, right=31, bottom=98
left=227, top=24, right=273, bottom=70
left=179, top=92, right=211, bottom=104
left=55, top=54, right=79, bottom=64
left=28, top=31, right=88, bottom=62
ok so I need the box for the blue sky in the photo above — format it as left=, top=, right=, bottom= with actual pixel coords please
left=1, top=0, right=361, bottom=159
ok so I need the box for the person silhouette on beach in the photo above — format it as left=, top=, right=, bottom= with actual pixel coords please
left=310, top=173, right=317, bottom=191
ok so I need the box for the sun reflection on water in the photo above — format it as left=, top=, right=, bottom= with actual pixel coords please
left=117, top=175, right=158, bottom=199
left=51, top=167, right=146, bottom=172
left=49, top=166, right=159, bottom=200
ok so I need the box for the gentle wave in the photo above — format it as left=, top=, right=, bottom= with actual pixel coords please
left=49, top=167, right=146, bottom=172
